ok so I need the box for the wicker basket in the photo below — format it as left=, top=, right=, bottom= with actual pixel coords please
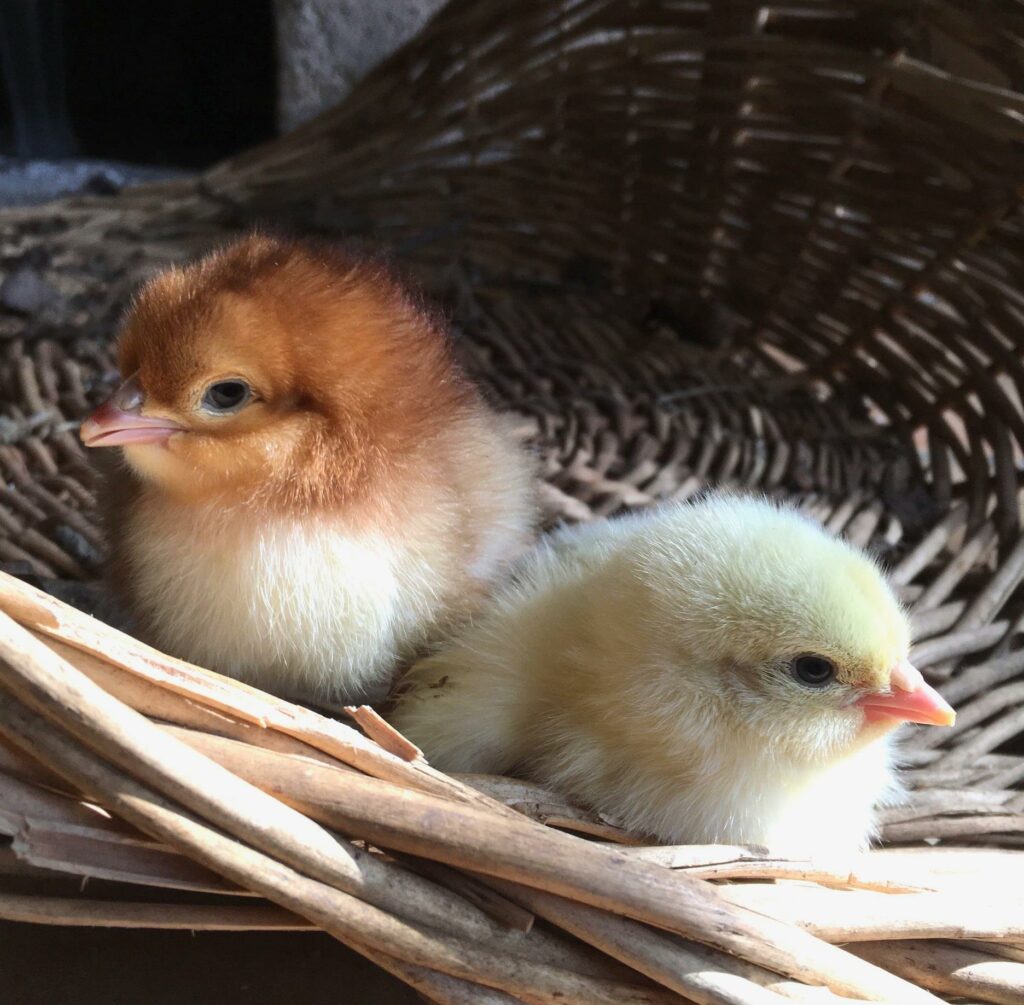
left=1, top=1, right=1024, bottom=1002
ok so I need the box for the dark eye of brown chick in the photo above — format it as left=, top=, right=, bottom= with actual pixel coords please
left=202, top=380, right=251, bottom=413
left=789, top=654, right=837, bottom=688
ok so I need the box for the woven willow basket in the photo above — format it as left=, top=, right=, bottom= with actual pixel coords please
left=2, top=2, right=1024, bottom=1002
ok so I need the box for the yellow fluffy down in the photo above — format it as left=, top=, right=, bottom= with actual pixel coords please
left=392, top=494, right=912, bottom=853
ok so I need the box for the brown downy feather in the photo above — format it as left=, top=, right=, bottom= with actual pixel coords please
left=86, top=233, right=537, bottom=703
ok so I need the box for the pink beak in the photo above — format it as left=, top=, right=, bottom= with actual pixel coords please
left=80, top=375, right=184, bottom=448
left=857, top=660, right=956, bottom=727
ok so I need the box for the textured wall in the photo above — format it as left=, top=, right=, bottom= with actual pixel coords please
left=274, top=0, right=447, bottom=132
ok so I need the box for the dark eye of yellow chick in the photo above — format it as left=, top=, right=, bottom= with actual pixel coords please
left=79, top=233, right=538, bottom=705
left=789, top=654, right=836, bottom=688
left=393, top=494, right=955, bottom=854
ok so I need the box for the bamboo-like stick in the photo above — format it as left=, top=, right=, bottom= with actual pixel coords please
left=844, top=847, right=1024, bottom=894
left=990, top=759, right=1024, bottom=789
left=0, top=652, right=694, bottom=990
left=368, top=954, right=528, bottom=1005
left=0, top=571, right=484, bottom=805
left=2, top=766, right=236, bottom=891
left=936, top=708, right=1024, bottom=771
left=0, top=576, right=268, bottom=723
left=0, top=765, right=131, bottom=836
left=155, top=723, right=942, bottom=1003
left=2, top=744, right=242, bottom=895
left=0, top=844, right=71, bottom=881
left=35, top=631, right=351, bottom=767
left=509, top=807, right=642, bottom=844
left=956, top=532, right=1024, bottom=632
left=911, top=524, right=997, bottom=616
left=159, top=724, right=651, bottom=976
left=373, top=850, right=644, bottom=983
left=909, top=599, right=965, bottom=639
left=0, top=732, right=74, bottom=790
left=0, top=695, right=681, bottom=1005
left=163, top=724, right=932, bottom=993
left=396, top=854, right=537, bottom=933
left=882, top=815, right=1024, bottom=842
left=720, top=884, right=1024, bottom=942
left=930, top=651, right=1024, bottom=708
left=491, top=876, right=888, bottom=1005
left=0, top=665, right=757, bottom=983
left=909, top=621, right=1007, bottom=667
left=890, top=503, right=966, bottom=586
left=343, top=705, right=422, bottom=761
left=623, top=845, right=930, bottom=892
left=765, top=983, right=874, bottom=1005
left=458, top=774, right=644, bottom=843
left=868, top=846, right=1024, bottom=872
left=0, top=611, right=520, bottom=946
left=0, top=893, right=312, bottom=930
left=876, top=788, right=1016, bottom=823
left=971, top=942, right=1024, bottom=963
left=0, top=863, right=615, bottom=1005
left=12, top=817, right=240, bottom=894
left=487, top=878, right=798, bottom=1005
left=0, top=600, right=943, bottom=1003
left=851, top=940, right=1024, bottom=1005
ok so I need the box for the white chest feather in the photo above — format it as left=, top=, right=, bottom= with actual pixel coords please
left=124, top=510, right=452, bottom=702
left=546, top=728, right=900, bottom=853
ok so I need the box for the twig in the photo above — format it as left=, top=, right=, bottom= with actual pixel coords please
left=882, top=815, right=1024, bottom=841
left=458, top=774, right=644, bottom=844
left=0, top=606, right=942, bottom=1004
left=396, top=854, right=537, bottom=933
left=12, top=818, right=239, bottom=894
left=851, top=940, right=1024, bottom=1005
left=0, top=611, right=529, bottom=945
left=158, top=724, right=941, bottom=1002
left=622, top=845, right=930, bottom=892
left=0, top=893, right=311, bottom=930
left=720, top=884, right=1024, bottom=942
left=0, top=694, right=681, bottom=1005
left=487, top=877, right=797, bottom=1005
left=0, top=571, right=529, bottom=816
left=344, top=704, right=423, bottom=761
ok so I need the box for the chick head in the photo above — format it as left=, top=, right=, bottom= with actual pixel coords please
left=80, top=234, right=471, bottom=506
left=640, top=495, right=954, bottom=761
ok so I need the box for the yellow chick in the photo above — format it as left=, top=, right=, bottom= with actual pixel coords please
left=391, top=495, right=955, bottom=852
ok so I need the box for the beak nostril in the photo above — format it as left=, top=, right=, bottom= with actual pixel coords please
left=890, top=659, right=925, bottom=693
left=111, top=373, right=145, bottom=413
left=79, top=375, right=183, bottom=448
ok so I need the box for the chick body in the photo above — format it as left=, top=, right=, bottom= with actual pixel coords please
left=84, top=236, right=536, bottom=703
left=393, top=496, right=951, bottom=852
left=116, top=411, right=530, bottom=702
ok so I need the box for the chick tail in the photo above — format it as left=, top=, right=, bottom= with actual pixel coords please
left=390, top=647, right=527, bottom=775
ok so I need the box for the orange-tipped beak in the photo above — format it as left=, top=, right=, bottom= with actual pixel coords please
left=80, top=375, right=184, bottom=448
left=857, top=660, right=956, bottom=727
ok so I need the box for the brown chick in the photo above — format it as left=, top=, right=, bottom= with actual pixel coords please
left=80, top=234, right=536, bottom=704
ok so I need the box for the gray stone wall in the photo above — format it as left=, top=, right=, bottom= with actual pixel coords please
left=274, top=0, right=448, bottom=132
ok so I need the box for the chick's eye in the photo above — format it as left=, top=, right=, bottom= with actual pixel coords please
left=790, top=654, right=836, bottom=688
left=202, top=380, right=251, bottom=413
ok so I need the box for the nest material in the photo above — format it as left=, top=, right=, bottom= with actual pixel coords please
left=1, top=0, right=1024, bottom=1001
left=2, top=572, right=1024, bottom=1005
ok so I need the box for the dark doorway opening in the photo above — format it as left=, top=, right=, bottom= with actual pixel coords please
left=0, top=0, right=277, bottom=167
